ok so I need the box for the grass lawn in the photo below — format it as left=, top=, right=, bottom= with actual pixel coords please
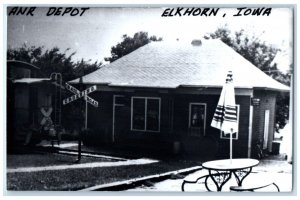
left=7, top=152, right=200, bottom=191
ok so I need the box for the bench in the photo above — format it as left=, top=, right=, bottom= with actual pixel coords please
left=181, top=170, right=229, bottom=192
left=182, top=170, right=280, bottom=192
left=230, top=182, right=280, bottom=192
left=181, top=170, right=211, bottom=192
left=229, top=172, right=280, bottom=192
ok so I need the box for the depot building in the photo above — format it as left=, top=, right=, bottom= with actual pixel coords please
left=68, top=39, right=289, bottom=159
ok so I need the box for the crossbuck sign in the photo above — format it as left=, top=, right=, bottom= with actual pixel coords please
left=63, top=83, right=98, bottom=107
left=40, top=107, right=53, bottom=126
left=63, top=83, right=99, bottom=129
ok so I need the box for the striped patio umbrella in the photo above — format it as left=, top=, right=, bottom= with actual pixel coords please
left=211, top=71, right=238, bottom=161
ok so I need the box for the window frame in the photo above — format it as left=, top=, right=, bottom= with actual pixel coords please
left=131, top=96, right=161, bottom=132
left=188, top=102, right=207, bottom=136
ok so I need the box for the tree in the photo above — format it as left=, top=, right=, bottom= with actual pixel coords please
left=210, top=26, right=290, bottom=85
left=275, top=93, right=290, bottom=130
left=105, top=31, right=162, bottom=63
left=74, top=59, right=102, bottom=77
left=34, top=47, right=77, bottom=81
left=210, top=26, right=291, bottom=129
left=7, top=44, right=102, bottom=81
left=7, top=45, right=43, bottom=64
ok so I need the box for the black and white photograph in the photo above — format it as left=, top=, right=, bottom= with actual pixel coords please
left=3, top=2, right=295, bottom=195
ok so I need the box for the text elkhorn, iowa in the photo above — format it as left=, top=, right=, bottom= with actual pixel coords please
left=161, top=7, right=272, bottom=17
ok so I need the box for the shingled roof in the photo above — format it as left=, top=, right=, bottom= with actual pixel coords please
left=70, top=39, right=289, bottom=91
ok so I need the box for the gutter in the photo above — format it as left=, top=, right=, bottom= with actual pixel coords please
left=253, top=87, right=290, bottom=92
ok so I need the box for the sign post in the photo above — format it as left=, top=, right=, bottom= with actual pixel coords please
left=63, top=82, right=98, bottom=162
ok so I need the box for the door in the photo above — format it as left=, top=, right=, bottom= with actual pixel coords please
left=263, top=110, right=270, bottom=149
left=112, top=95, right=129, bottom=143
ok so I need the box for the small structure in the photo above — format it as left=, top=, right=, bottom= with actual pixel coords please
left=7, top=60, right=62, bottom=150
left=69, top=39, right=289, bottom=158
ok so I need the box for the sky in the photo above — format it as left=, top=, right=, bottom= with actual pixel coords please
left=6, top=6, right=293, bottom=72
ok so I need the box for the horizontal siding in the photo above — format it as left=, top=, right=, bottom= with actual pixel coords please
left=252, top=90, right=277, bottom=153
left=88, top=91, right=113, bottom=144
left=86, top=90, right=252, bottom=158
left=170, top=94, right=251, bottom=158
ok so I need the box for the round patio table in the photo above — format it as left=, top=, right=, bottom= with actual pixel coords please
left=202, top=158, right=259, bottom=191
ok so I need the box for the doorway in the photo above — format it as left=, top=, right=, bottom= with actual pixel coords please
left=112, top=95, right=129, bottom=143
left=263, top=110, right=270, bottom=150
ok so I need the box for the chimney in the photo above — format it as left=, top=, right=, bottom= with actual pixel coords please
left=203, top=34, right=210, bottom=40
left=191, top=39, right=202, bottom=46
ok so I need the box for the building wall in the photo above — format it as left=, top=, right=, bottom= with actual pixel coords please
left=13, top=84, right=54, bottom=128
left=86, top=88, right=252, bottom=158
left=36, top=85, right=53, bottom=126
left=86, top=90, right=173, bottom=147
left=251, top=90, right=277, bottom=153
left=172, top=94, right=251, bottom=158
left=14, top=85, right=30, bottom=127
left=87, top=91, right=113, bottom=144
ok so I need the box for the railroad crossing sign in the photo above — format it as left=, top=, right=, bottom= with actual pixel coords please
left=63, top=82, right=99, bottom=130
left=40, top=107, right=53, bottom=126
left=63, top=83, right=98, bottom=107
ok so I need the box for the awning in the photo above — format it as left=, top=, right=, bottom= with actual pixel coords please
left=13, top=78, right=51, bottom=84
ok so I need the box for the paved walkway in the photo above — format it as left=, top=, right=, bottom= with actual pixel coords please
left=38, top=142, right=78, bottom=148
left=127, top=159, right=293, bottom=192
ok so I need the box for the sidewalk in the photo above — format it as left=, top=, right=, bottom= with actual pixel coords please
left=127, top=155, right=293, bottom=192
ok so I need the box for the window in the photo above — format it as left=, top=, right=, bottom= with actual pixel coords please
left=188, top=103, right=207, bottom=136
left=220, top=104, right=240, bottom=140
left=132, top=98, right=145, bottom=130
left=131, top=97, right=160, bottom=132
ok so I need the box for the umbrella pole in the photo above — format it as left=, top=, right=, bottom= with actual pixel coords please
left=230, top=131, right=233, bottom=163
left=85, top=94, right=88, bottom=129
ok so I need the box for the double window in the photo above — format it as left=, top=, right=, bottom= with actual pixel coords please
left=131, top=97, right=161, bottom=132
